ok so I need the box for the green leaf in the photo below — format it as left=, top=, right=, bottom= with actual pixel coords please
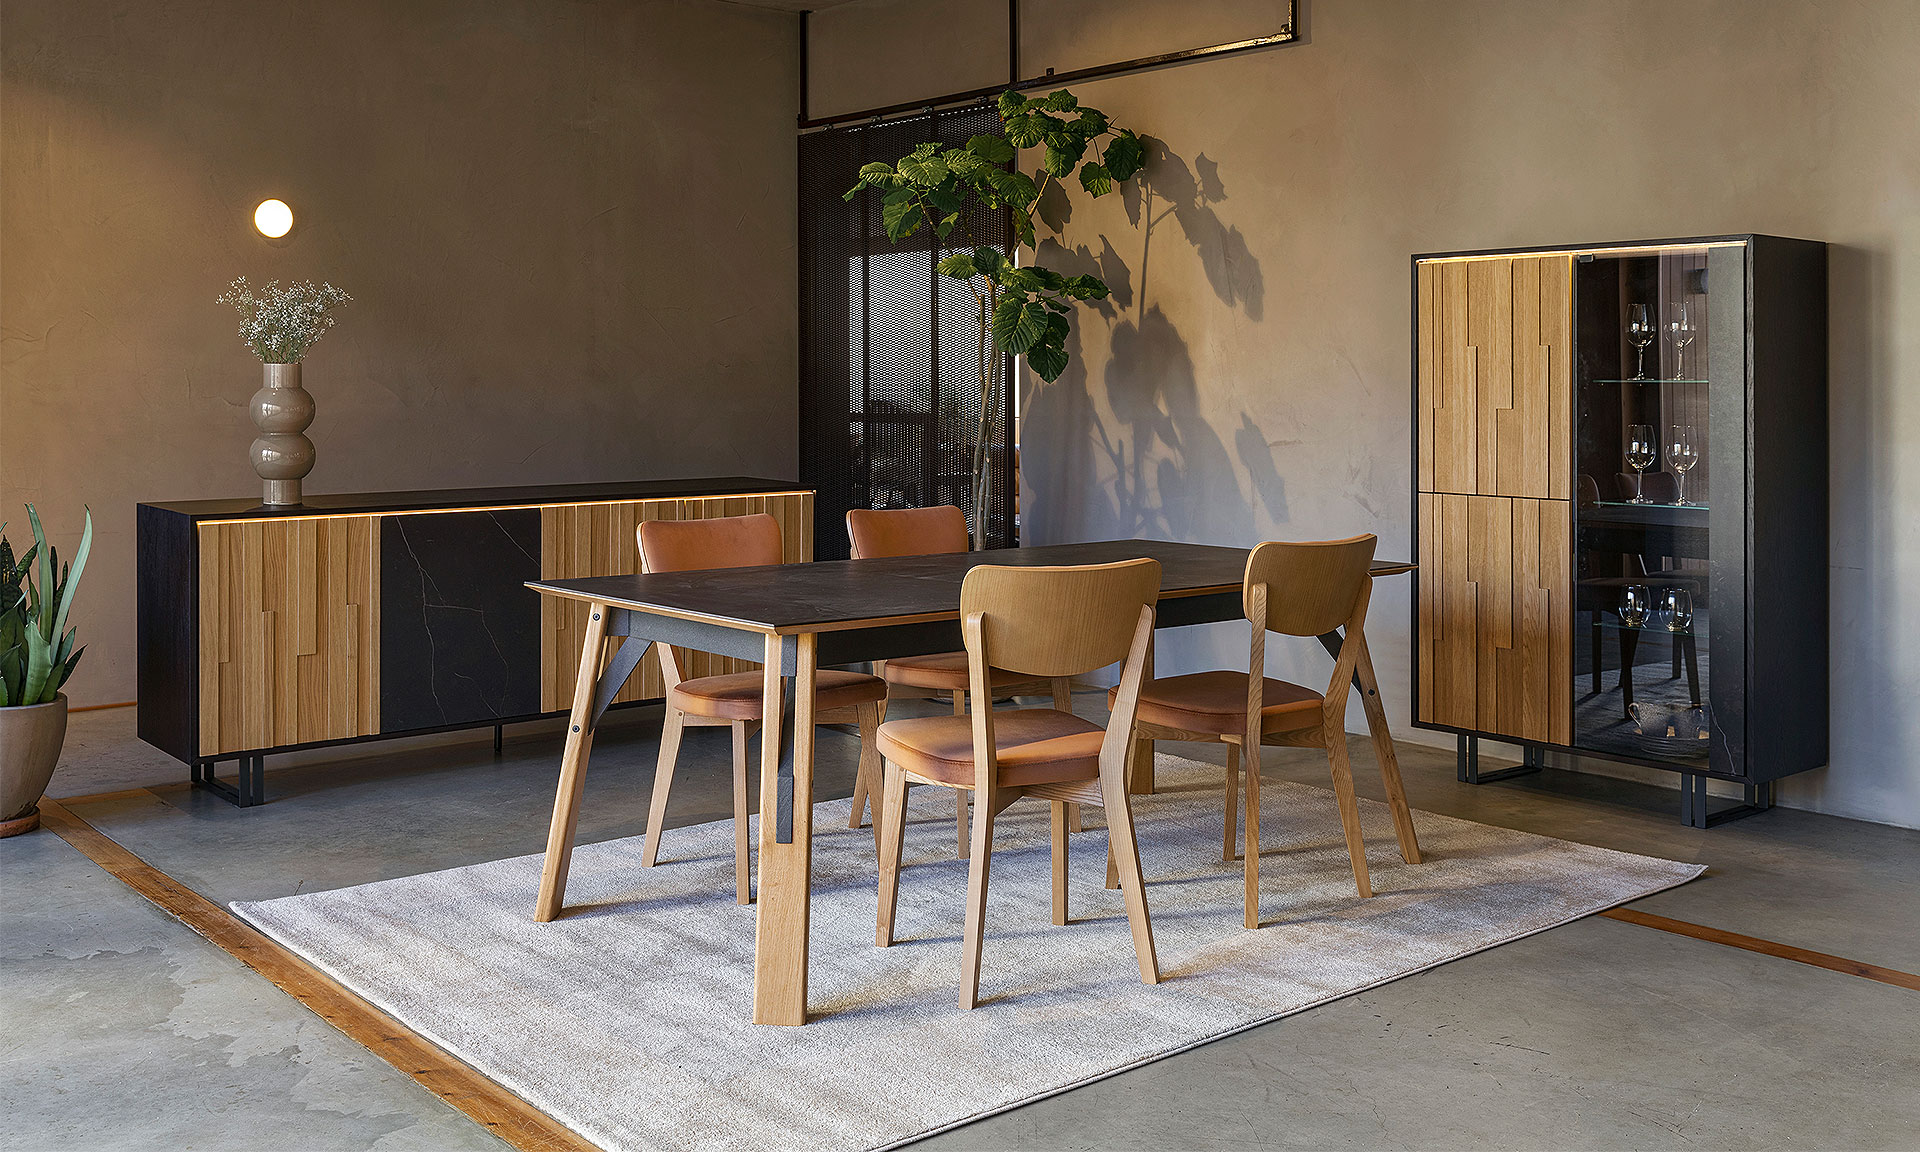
left=990, top=295, right=1047, bottom=354
left=1077, top=162, right=1113, bottom=197
left=1030, top=266, right=1065, bottom=291
left=1028, top=334, right=1070, bottom=382
left=49, top=508, right=89, bottom=652
left=1073, top=109, right=1110, bottom=137
left=966, top=134, right=1015, bottom=164
left=1041, top=90, right=1079, bottom=112
left=1103, top=131, right=1145, bottom=182
left=897, top=152, right=949, bottom=186
left=926, top=182, right=963, bottom=215
left=1063, top=274, right=1112, bottom=300
left=1001, top=268, right=1042, bottom=291
left=1004, top=114, right=1046, bottom=149
left=54, top=644, right=83, bottom=692
left=972, top=247, right=1004, bottom=275
left=1014, top=212, right=1035, bottom=248
left=944, top=149, right=984, bottom=176
left=937, top=252, right=978, bottom=279
left=881, top=196, right=924, bottom=240
left=996, top=90, right=1027, bottom=117
left=21, top=624, right=52, bottom=705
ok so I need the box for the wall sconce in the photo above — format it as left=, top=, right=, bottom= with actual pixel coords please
left=254, top=199, right=294, bottom=238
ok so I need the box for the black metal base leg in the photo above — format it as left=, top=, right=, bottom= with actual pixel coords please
left=493, top=724, right=504, bottom=753
left=1458, top=734, right=1545, bottom=784
left=1682, top=774, right=1774, bottom=828
left=193, top=754, right=265, bottom=807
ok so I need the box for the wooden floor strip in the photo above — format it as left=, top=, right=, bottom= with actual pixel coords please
left=37, top=797, right=601, bottom=1152
left=1600, top=907, right=1920, bottom=991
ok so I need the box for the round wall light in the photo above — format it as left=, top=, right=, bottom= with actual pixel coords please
left=254, top=199, right=294, bottom=238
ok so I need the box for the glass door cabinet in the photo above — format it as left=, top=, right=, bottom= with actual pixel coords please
left=1412, top=236, right=1827, bottom=826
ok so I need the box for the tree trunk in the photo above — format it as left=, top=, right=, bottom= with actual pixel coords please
left=968, top=288, right=998, bottom=551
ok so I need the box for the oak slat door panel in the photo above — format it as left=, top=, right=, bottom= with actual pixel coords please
left=537, top=491, right=816, bottom=710
left=1470, top=496, right=1572, bottom=745
left=197, top=516, right=379, bottom=756
left=1416, top=493, right=1478, bottom=729
left=539, top=499, right=681, bottom=713
left=1418, top=261, right=1478, bottom=494
left=1492, top=255, right=1572, bottom=500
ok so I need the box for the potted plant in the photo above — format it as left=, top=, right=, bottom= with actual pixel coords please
left=0, top=506, right=92, bottom=836
left=845, top=89, right=1147, bottom=548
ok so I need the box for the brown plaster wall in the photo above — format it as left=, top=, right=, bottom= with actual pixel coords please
left=1, top=0, right=801, bottom=706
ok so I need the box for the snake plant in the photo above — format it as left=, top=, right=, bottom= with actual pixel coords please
left=0, top=505, right=92, bottom=707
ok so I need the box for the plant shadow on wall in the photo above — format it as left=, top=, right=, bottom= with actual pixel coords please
left=1025, top=138, right=1289, bottom=546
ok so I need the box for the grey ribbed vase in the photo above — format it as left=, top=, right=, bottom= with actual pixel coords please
left=251, top=362, right=316, bottom=506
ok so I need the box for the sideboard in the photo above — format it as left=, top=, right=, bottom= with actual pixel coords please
left=137, top=478, right=812, bottom=805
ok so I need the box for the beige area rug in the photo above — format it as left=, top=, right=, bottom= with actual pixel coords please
left=234, top=755, right=1702, bottom=1152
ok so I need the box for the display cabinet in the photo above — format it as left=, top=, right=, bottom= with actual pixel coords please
left=1411, top=236, right=1827, bottom=825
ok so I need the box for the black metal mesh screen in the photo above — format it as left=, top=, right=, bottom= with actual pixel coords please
left=800, top=104, right=1016, bottom=559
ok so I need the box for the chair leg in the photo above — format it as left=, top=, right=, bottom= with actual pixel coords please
left=1050, top=801, right=1069, bottom=927
left=875, top=761, right=908, bottom=947
left=1223, top=739, right=1241, bottom=862
left=1243, top=733, right=1262, bottom=929
left=1051, top=678, right=1083, bottom=833
left=953, top=691, right=971, bottom=859
left=1099, top=763, right=1160, bottom=985
left=959, top=793, right=996, bottom=1009
left=640, top=708, right=686, bottom=868
left=1326, top=729, right=1374, bottom=899
left=732, top=720, right=752, bottom=905
left=849, top=701, right=883, bottom=837
left=1671, top=630, right=1682, bottom=679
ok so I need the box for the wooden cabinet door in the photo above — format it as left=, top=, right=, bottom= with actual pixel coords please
left=1418, top=494, right=1571, bottom=744
left=537, top=491, right=815, bottom=712
left=1418, top=255, right=1571, bottom=500
left=198, top=516, right=380, bottom=756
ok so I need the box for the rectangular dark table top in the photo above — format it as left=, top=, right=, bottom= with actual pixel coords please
left=139, top=476, right=803, bottom=521
left=528, top=539, right=1413, bottom=636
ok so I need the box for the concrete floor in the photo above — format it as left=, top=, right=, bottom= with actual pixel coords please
left=6, top=698, right=1918, bottom=1150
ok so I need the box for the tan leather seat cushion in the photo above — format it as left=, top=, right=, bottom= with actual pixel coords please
left=881, top=652, right=1037, bottom=692
left=670, top=669, right=886, bottom=721
left=1114, top=671, right=1323, bottom=737
left=876, top=708, right=1104, bottom=788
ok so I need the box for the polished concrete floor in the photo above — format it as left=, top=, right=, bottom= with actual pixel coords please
left=6, top=698, right=1918, bottom=1150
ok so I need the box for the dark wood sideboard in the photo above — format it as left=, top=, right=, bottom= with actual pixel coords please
left=137, top=478, right=812, bottom=805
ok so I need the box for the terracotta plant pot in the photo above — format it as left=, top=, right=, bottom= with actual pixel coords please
left=0, top=694, right=68, bottom=836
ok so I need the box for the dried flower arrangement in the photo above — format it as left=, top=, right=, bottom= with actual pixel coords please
left=216, top=277, right=352, bottom=363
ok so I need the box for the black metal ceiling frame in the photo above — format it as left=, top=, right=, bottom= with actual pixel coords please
left=797, top=0, right=1296, bottom=130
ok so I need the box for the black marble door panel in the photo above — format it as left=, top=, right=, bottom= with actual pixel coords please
left=380, top=510, right=541, bottom=732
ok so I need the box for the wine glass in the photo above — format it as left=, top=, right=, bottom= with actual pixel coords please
left=1625, top=424, right=1657, bottom=503
left=1662, top=587, right=1694, bottom=633
left=1627, top=304, right=1655, bottom=381
left=1666, top=300, right=1697, bottom=380
left=1667, top=424, right=1700, bottom=505
left=1620, top=585, right=1651, bottom=629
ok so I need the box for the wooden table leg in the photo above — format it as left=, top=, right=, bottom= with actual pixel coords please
left=534, top=603, right=612, bottom=922
left=1352, top=634, right=1422, bottom=865
left=753, top=631, right=816, bottom=1026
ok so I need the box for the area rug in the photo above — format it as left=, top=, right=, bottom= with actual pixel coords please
left=234, top=754, right=1702, bottom=1152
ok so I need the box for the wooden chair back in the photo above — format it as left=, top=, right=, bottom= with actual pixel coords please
left=960, top=559, right=1161, bottom=679
left=638, top=513, right=783, bottom=574
left=1243, top=535, right=1377, bottom=638
left=846, top=506, right=969, bottom=559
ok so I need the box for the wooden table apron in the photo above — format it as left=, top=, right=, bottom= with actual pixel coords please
left=524, top=540, right=1412, bottom=1026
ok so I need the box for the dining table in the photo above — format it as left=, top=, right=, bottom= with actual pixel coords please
left=526, top=538, right=1413, bottom=1025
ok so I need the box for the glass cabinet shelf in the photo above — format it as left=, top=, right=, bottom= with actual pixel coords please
left=1592, top=378, right=1709, bottom=385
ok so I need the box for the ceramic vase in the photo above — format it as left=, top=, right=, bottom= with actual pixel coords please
left=251, top=362, right=316, bottom=506
left=0, top=694, right=67, bottom=836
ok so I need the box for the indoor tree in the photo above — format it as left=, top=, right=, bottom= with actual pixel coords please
left=845, top=89, right=1146, bottom=549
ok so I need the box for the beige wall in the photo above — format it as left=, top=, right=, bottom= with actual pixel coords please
left=1, top=0, right=801, bottom=706
left=811, top=0, right=1920, bottom=828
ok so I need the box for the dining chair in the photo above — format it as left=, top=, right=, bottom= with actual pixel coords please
left=637, top=512, right=888, bottom=904
left=1120, top=535, right=1421, bottom=927
left=874, top=558, right=1162, bottom=1009
left=846, top=505, right=1080, bottom=854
